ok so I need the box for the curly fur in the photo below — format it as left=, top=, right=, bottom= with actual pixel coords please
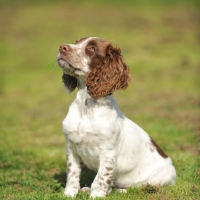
left=86, top=45, right=130, bottom=98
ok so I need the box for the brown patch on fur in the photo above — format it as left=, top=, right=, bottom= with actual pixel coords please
left=67, top=162, right=72, bottom=174
left=106, top=167, right=113, bottom=171
left=106, top=179, right=111, bottom=184
left=85, top=40, right=99, bottom=57
left=150, top=138, right=168, bottom=158
left=62, top=73, right=77, bottom=92
left=86, top=43, right=130, bottom=98
left=68, top=162, right=72, bottom=167
left=85, top=99, right=88, bottom=106
left=71, top=171, right=76, bottom=176
left=149, top=145, right=154, bottom=152
left=76, top=37, right=88, bottom=44
left=99, top=175, right=104, bottom=180
left=67, top=167, right=71, bottom=174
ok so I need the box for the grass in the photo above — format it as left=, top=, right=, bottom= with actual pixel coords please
left=0, top=0, right=199, bottom=199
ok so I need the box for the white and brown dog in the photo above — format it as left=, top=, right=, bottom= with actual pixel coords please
left=57, top=37, right=176, bottom=198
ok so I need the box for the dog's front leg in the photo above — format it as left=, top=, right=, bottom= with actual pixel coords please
left=90, top=154, right=115, bottom=198
left=64, top=143, right=81, bottom=198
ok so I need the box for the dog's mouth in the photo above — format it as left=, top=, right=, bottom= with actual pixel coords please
left=57, top=57, right=75, bottom=70
left=57, top=53, right=87, bottom=78
left=57, top=57, right=81, bottom=77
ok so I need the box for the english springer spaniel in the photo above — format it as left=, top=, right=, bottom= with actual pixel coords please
left=57, top=37, right=176, bottom=198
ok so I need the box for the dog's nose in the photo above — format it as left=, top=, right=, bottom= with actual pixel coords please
left=59, top=44, right=71, bottom=55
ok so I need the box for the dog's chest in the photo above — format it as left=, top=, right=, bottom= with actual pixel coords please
left=62, top=99, right=118, bottom=145
left=62, top=100, right=120, bottom=170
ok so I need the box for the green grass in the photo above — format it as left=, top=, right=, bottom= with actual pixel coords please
left=0, top=0, right=199, bottom=199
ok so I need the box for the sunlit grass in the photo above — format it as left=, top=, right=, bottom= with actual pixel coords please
left=0, top=0, right=199, bottom=199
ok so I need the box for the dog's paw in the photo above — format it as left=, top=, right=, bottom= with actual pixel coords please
left=64, top=187, right=78, bottom=198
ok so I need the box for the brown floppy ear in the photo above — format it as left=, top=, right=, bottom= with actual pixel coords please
left=62, top=73, right=77, bottom=93
left=86, top=44, right=130, bottom=98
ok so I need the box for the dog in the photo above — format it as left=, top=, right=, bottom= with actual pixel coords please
left=57, top=37, right=176, bottom=198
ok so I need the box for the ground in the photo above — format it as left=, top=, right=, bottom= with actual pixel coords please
left=0, top=0, right=199, bottom=199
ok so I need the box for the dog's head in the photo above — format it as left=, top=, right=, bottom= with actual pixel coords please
left=57, top=37, right=130, bottom=98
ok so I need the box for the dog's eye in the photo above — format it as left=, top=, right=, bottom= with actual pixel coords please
left=90, top=46, right=95, bottom=51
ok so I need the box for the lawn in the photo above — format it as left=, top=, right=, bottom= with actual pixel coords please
left=0, top=0, right=199, bottom=199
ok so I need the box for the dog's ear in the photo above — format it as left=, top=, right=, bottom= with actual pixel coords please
left=62, top=73, right=77, bottom=93
left=86, top=44, right=130, bottom=98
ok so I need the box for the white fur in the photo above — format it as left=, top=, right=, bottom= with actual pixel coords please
left=62, top=87, right=176, bottom=198
left=57, top=37, right=176, bottom=198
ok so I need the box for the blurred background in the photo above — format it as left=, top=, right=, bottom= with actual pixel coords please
left=0, top=0, right=199, bottom=199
